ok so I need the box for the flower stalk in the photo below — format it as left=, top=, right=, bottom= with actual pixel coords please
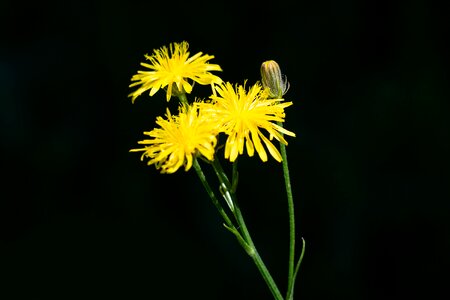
left=261, top=60, right=305, bottom=299
left=279, top=121, right=297, bottom=300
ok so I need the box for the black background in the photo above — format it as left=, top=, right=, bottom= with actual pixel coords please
left=1, top=0, right=449, bottom=299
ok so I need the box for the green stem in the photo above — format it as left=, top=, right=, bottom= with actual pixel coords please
left=211, top=158, right=284, bottom=300
left=192, top=158, right=234, bottom=229
left=193, top=158, right=253, bottom=257
left=233, top=203, right=284, bottom=300
left=278, top=121, right=297, bottom=300
left=231, top=159, right=239, bottom=194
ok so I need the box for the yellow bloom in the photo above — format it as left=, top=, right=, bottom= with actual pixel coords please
left=130, top=104, right=218, bottom=174
left=201, top=82, right=296, bottom=162
left=128, top=41, right=223, bottom=103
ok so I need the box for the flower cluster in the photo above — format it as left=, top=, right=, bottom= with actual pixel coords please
left=129, top=41, right=295, bottom=173
left=128, top=42, right=303, bottom=300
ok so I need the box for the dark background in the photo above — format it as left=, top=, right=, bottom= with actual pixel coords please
left=1, top=0, right=449, bottom=299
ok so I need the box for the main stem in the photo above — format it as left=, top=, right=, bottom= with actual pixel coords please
left=278, top=121, right=296, bottom=300
left=211, top=159, right=284, bottom=300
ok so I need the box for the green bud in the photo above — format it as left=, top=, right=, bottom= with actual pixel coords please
left=260, top=60, right=290, bottom=98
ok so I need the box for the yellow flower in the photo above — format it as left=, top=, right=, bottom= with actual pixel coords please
left=128, top=41, right=223, bottom=103
left=201, top=81, right=296, bottom=162
left=130, top=104, right=218, bottom=174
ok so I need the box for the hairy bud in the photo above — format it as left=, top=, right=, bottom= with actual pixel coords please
left=260, top=60, right=290, bottom=98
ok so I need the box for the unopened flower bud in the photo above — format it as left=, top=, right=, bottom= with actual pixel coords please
left=260, top=60, right=290, bottom=98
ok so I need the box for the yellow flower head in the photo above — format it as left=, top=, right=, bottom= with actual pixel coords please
left=201, top=81, right=296, bottom=162
left=130, top=104, right=218, bottom=174
left=128, top=41, right=223, bottom=103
